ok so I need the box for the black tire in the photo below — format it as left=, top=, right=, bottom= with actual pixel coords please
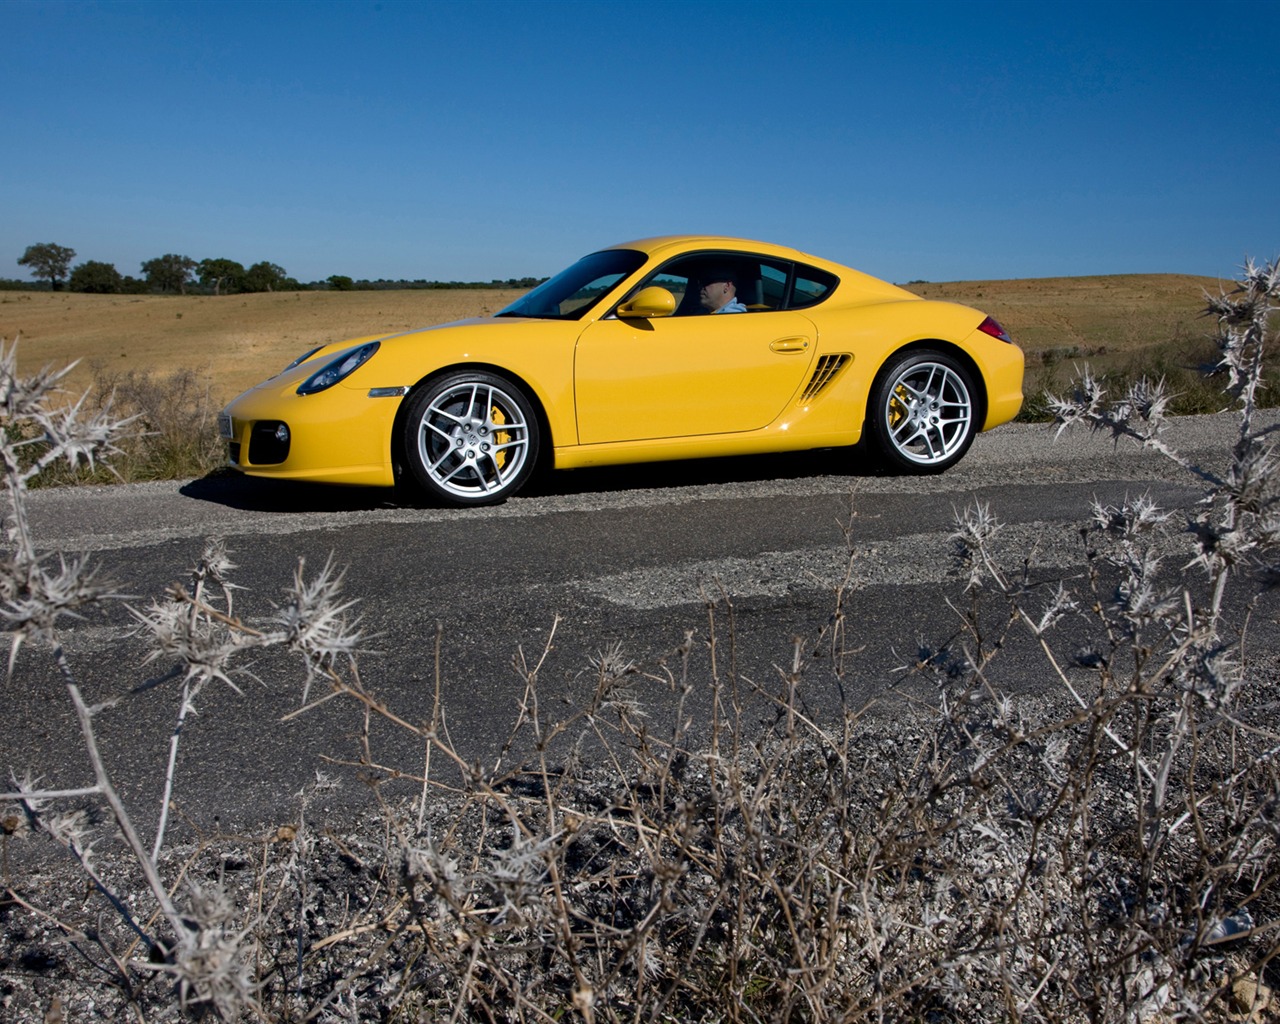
left=401, top=371, right=540, bottom=505
left=866, top=349, right=979, bottom=473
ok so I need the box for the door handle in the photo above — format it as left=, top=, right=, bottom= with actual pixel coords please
left=770, top=337, right=810, bottom=353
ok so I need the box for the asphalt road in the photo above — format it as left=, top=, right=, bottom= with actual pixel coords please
left=7, top=411, right=1278, bottom=839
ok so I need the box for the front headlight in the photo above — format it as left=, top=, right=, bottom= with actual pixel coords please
left=296, top=342, right=381, bottom=395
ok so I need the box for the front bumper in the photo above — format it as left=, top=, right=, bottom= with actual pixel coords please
left=220, top=380, right=402, bottom=487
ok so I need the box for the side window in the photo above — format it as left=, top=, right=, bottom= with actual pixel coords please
left=789, top=263, right=838, bottom=309
left=759, top=264, right=789, bottom=310
left=621, top=257, right=702, bottom=316
left=619, top=252, right=837, bottom=315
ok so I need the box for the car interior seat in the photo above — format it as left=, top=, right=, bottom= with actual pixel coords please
left=741, top=271, right=768, bottom=310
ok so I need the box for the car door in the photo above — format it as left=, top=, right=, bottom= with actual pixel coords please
left=573, top=309, right=817, bottom=444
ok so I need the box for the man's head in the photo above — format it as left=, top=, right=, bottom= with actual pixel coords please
left=699, top=267, right=738, bottom=312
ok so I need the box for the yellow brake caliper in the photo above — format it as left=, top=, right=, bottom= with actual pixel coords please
left=491, top=405, right=509, bottom=470
left=888, top=384, right=908, bottom=429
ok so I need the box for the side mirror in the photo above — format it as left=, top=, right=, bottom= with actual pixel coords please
left=616, top=286, right=676, bottom=319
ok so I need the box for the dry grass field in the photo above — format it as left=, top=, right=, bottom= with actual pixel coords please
left=907, top=273, right=1224, bottom=355
left=0, top=271, right=1232, bottom=413
left=0, top=288, right=526, bottom=405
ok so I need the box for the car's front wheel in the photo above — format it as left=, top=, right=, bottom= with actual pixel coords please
left=402, top=371, right=540, bottom=505
left=867, top=350, right=979, bottom=473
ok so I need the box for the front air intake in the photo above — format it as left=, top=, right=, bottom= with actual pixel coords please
left=247, top=421, right=291, bottom=465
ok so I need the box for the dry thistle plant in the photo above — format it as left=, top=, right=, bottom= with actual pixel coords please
left=2, top=260, right=1280, bottom=1024
left=10, top=362, right=226, bottom=487
left=0, top=339, right=369, bottom=1018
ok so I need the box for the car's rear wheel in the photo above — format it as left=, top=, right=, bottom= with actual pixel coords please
left=402, top=371, right=540, bottom=505
left=867, top=350, right=978, bottom=473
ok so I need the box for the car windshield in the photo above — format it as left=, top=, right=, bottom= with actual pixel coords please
left=496, top=249, right=647, bottom=320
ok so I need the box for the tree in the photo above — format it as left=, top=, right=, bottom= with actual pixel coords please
left=197, top=258, right=246, bottom=296
left=17, top=243, right=76, bottom=290
left=69, top=260, right=123, bottom=294
left=327, top=274, right=355, bottom=291
left=243, top=261, right=288, bottom=293
left=141, top=254, right=197, bottom=294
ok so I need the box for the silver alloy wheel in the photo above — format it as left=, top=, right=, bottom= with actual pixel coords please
left=882, top=359, right=973, bottom=465
left=415, top=379, right=532, bottom=499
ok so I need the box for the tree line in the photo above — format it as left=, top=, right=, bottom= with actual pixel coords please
left=11, top=243, right=545, bottom=295
left=15, top=243, right=297, bottom=295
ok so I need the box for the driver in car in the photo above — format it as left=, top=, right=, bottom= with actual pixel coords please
left=699, top=268, right=747, bottom=314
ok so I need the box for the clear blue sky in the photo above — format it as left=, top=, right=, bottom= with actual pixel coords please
left=4, top=0, right=1277, bottom=285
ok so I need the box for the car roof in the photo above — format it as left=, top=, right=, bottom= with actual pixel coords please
left=603, top=235, right=917, bottom=302
left=605, top=234, right=824, bottom=264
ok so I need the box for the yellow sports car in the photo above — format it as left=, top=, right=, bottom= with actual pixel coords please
left=219, top=236, right=1023, bottom=506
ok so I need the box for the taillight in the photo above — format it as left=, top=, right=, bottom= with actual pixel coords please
left=977, top=316, right=1012, bottom=344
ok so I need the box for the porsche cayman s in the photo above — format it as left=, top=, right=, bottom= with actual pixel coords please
left=219, top=236, right=1023, bottom=506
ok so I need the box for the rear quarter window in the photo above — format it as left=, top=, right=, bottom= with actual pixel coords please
left=790, top=264, right=839, bottom=309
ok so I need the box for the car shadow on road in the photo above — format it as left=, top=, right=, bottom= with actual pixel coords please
left=178, top=474, right=403, bottom=513
left=522, top=445, right=893, bottom=498
left=180, top=446, right=896, bottom=513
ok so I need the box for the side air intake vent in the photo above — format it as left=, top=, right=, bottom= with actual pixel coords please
left=799, top=354, right=851, bottom=402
